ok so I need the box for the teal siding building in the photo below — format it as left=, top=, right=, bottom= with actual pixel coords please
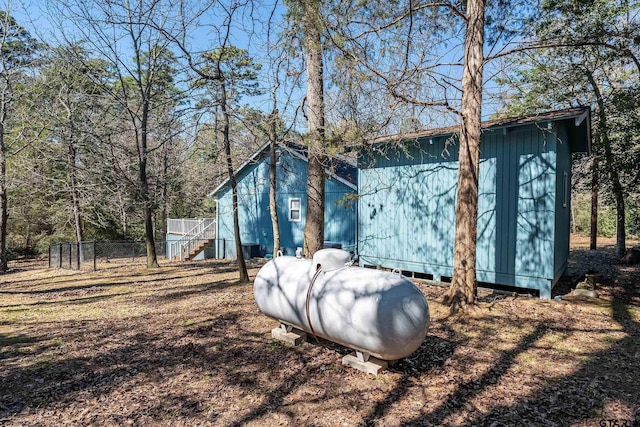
left=213, top=143, right=357, bottom=259
left=357, top=107, right=591, bottom=299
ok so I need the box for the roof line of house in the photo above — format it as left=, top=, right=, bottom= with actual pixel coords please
left=364, top=106, right=591, bottom=146
left=285, top=146, right=357, bottom=191
left=209, top=141, right=357, bottom=198
left=208, top=141, right=271, bottom=198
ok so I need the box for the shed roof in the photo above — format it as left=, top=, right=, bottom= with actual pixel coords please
left=364, top=106, right=591, bottom=153
left=209, top=141, right=358, bottom=198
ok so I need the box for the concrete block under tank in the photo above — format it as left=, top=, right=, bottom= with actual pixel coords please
left=253, top=249, right=430, bottom=361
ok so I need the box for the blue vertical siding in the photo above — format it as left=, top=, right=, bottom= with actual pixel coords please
left=554, top=123, right=572, bottom=281
left=358, top=138, right=458, bottom=278
left=325, top=179, right=357, bottom=251
left=476, top=133, right=497, bottom=275
left=358, top=123, right=564, bottom=295
left=215, top=149, right=357, bottom=259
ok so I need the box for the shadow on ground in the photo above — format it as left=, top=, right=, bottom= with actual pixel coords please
left=0, top=249, right=638, bottom=426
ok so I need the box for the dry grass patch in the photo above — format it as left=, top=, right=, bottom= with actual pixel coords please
left=1, top=247, right=639, bottom=426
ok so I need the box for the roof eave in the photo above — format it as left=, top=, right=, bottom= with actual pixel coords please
left=208, top=141, right=271, bottom=198
left=209, top=141, right=358, bottom=197
left=361, top=106, right=592, bottom=149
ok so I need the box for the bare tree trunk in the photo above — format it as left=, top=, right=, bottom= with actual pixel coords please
left=141, top=168, right=158, bottom=267
left=269, top=108, right=281, bottom=256
left=445, top=0, right=485, bottom=313
left=140, top=104, right=159, bottom=268
left=221, top=87, right=249, bottom=281
left=60, top=91, right=84, bottom=249
left=68, top=140, right=83, bottom=245
left=120, top=194, right=128, bottom=240
left=161, top=138, right=170, bottom=242
left=590, top=155, right=598, bottom=250
left=609, top=155, right=625, bottom=257
left=25, top=222, right=31, bottom=249
left=302, top=0, right=326, bottom=258
left=0, top=122, right=7, bottom=272
left=68, top=137, right=84, bottom=262
left=586, top=71, right=625, bottom=257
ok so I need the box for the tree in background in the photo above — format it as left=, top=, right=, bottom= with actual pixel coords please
left=54, top=0, right=186, bottom=268
left=324, top=1, right=464, bottom=137
left=324, top=0, right=513, bottom=311
left=265, top=19, right=285, bottom=260
left=258, top=0, right=314, bottom=259
left=0, top=11, right=37, bottom=271
left=195, top=45, right=262, bottom=281
left=27, top=45, right=111, bottom=250
left=284, top=0, right=328, bottom=258
left=444, top=0, right=486, bottom=312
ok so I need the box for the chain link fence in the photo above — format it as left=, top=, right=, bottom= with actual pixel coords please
left=49, top=238, right=350, bottom=271
left=49, top=241, right=168, bottom=271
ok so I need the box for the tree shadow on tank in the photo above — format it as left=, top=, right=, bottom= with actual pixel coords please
left=301, top=277, right=456, bottom=370
left=297, top=267, right=436, bottom=364
left=255, top=258, right=312, bottom=328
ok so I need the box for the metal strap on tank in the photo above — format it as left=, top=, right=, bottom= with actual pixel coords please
left=305, top=265, right=323, bottom=343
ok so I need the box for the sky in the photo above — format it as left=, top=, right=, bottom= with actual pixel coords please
left=14, top=0, right=302, bottom=127
left=12, top=0, right=507, bottom=138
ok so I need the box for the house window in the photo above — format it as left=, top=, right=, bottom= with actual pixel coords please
left=289, top=198, right=301, bottom=222
left=563, top=171, right=568, bottom=208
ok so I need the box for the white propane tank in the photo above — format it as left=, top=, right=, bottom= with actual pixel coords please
left=253, top=249, right=429, bottom=361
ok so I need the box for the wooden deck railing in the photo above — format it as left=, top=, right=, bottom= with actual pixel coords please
left=167, top=218, right=214, bottom=235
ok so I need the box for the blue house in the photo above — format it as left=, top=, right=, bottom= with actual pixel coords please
left=212, top=142, right=358, bottom=259
left=357, top=107, right=591, bottom=299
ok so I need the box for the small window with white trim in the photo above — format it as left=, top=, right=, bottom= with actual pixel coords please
left=289, top=198, right=301, bottom=222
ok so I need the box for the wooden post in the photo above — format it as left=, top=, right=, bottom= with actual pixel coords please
left=93, top=241, right=97, bottom=271
left=76, top=242, right=81, bottom=270
left=59, top=243, right=63, bottom=268
left=590, top=156, right=598, bottom=250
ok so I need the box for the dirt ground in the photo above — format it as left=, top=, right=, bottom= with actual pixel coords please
left=1, top=235, right=639, bottom=426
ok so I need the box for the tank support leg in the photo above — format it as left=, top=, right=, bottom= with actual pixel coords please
left=342, top=351, right=388, bottom=376
left=280, top=323, right=293, bottom=333
left=271, top=322, right=306, bottom=346
left=356, top=351, right=370, bottom=362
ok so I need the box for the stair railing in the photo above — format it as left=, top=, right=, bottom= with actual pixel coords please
left=169, top=218, right=216, bottom=261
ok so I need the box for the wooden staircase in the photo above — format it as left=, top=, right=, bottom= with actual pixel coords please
left=168, top=218, right=216, bottom=261
left=179, top=238, right=215, bottom=261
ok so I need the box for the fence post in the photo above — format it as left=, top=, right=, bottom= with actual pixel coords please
left=76, top=242, right=81, bottom=270
left=68, top=243, right=72, bottom=269
left=48, top=245, right=51, bottom=268
left=223, top=239, right=226, bottom=259
left=59, top=243, right=62, bottom=268
left=93, top=241, right=97, bottom=272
